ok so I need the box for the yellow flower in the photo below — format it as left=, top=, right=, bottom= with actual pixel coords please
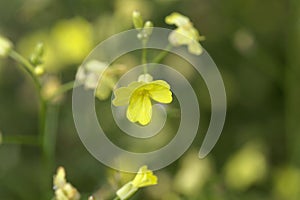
left=165, top=12, right=205, bottom=55
left=112, top=74, right=172, bottom=125
left=116, top=166, right=158, bottom=200
left=0, top=35, right=13, bottom=58
left=132, top=165, right=158, bottom=188
left=53, top=167, right=80, bottom=200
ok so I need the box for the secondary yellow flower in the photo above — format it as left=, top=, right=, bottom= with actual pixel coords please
left=112, top=74, right=172, bottom=125
left=0, top=35, right=13, bottom=58
left=77, top=60, right=126, bottom=100
left=132, top=165, right=158, bottom=187
left=53, top=167, right=80, bottom=200
left=116, top=166, right=158, bottom=200
left=165, top=12, right=205, bottom=55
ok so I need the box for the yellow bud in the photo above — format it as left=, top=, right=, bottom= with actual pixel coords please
left=0, top=35, right=13, bottom=58
left=132, top=10, right=144, bottom=29
left=34, top=66, right=45, bottom=76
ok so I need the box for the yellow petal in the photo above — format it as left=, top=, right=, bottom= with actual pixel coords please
left=147, top=81, right=172, bottom=103
left=112, top=81, right=143, bottom=106
left=169, top=29, right=190, bottom=46
left=53, top=167, right=67, bottom=189
left=165, top=12, right=190, bottom=27
left=188, top=41, right=203, bottom=55
left=132, top=166, right=158, bottom=188
left=127, top=93, right=152, bottom=125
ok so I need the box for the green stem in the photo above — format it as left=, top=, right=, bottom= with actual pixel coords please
left=113, top=197, right=120, bottom=200
left=1, top=135, right=40, bottom=146
left=142, top=40, right=148, bottom=74
left=8, top=49, right=54, bottom=197
left=9, top=50, right=41, bottom=91
left=286, top=0, right=300, bottom=166
left=152, top=44, right=172, bottom=63
left=48, top=81, right=77, bottom=101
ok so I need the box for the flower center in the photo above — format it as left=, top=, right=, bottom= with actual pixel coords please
left=138, top=89, right=149, bottom=97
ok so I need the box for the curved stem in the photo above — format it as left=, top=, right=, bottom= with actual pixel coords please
left=152, top=44, right=172, bottom=63
left=48, top=81, right=78, bottom=101
left=9, top=50, right=41, bottom=91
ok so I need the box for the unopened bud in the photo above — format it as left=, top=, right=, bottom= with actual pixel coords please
left=132, top=11, right=144, bottom=29
left=144, top=21, right=153, bottom=36
left=30, top=42, right=44, bottom=65
left=34, top=66, right=45, bottom=76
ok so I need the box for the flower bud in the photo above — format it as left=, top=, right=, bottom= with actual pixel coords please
left=30, top=42, right=44, bottom=65
left=34, top=66, right=45, bottom=76
left=0, top=36, right=13, bottom=58
left=143, top=21, right=153, bottom=37
left=132, top=11, right=144, bottom=29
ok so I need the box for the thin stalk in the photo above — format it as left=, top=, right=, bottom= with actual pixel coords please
left=48, top=81, right=77, bottom=101
left=142, top=40, right=148, bottom=74
left=1, top=135, right=40, bottom=146
left=152, top=44, right=172, bottom=63
left=286, top=0, right=300, bottom=166
left=113, top=197, right=120, bottom=200
left=8, top=49, right=55, bottom=197
left=9, top=50, right=41, bottom=91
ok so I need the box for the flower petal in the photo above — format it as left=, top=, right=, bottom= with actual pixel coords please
left=96, top=76, right=116, bottom=100
left=165, top=12, right=190, bottom=27
left=127, top=93, right=152, bottom=125
left=112, top=81, right=143, bottom=106
left=132, top=166, right=158, bottom=188
left=147, top=80, right=173, bottom=103
left=188, top=41, right=203, bottom=55
left=168, top=29, right=191, bottom=46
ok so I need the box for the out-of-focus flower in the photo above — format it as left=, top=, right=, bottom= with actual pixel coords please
left=116, top=166, right=157, bottom=200
left=41, top=76, right=62, bottom=102
left=17, top=17, right=93, bottom=72
left=51, top=17, right=93, bottom=65
left=112, top=74, right=172, bottom=125
left=233, top=29, right=255, bottom=54
left=77, top=60, right=126, bottom=100
left=224, top=142, right=268, bottom=191
left=165, top=12, right=205, bottom=55
left=53, top=166, right=80, bottom=200
left=174, top=150, right=212, bottom=196
left=273, top=165, right=300, bottom=200
left=0, top=35, right=13, bottom=58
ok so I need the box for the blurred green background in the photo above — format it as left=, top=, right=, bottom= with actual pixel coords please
left=1, top=0, right=300, bottom=199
